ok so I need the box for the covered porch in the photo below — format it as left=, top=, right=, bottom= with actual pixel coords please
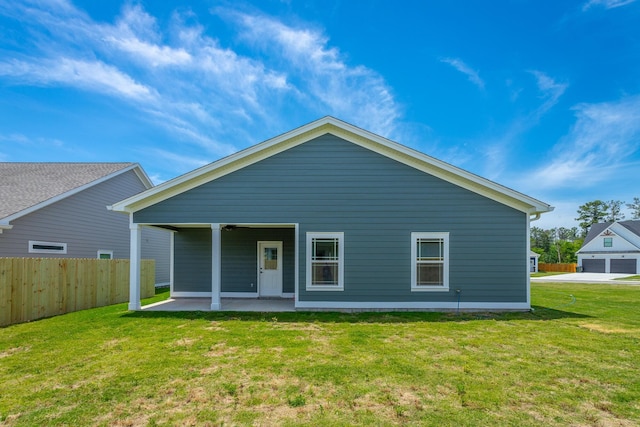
left=128, top=223, right=298, bottom=311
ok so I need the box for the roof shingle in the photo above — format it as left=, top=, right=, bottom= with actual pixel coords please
left=0, top=162, right=134, bottom=220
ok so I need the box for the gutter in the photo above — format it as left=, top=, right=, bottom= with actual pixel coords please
left=0, top=222, right=13, bottom=234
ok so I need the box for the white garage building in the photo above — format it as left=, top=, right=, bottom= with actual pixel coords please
left=577, top=220, right=640, bottom=274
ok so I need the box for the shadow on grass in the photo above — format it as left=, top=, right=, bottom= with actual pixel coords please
left=121, top=305, right=590, bottom=323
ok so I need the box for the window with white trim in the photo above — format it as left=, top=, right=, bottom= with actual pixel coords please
left=603, top=237, right=613, bottom=248
left=97, top=250, right=113, bottom=259
left=306, top=232, right=344, bottom=291
left=411, top=232, right=449, bottom=291
left=28, top=240, right=67, bottom=254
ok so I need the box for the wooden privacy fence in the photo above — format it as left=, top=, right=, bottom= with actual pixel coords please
left=0, top=258, right=155, bottom=327
left=538, top=262, right=578, bottom=273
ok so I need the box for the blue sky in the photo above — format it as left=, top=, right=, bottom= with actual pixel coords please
left=1, top=0, right=639, bottom=229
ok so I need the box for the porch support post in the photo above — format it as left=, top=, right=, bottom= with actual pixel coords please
left=128, top=222, right=142, bottom=311
left=211, top=224, right=221, bottom=310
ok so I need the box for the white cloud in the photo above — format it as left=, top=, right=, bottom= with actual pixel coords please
left=0, top=2, right=405, bottom=174
left=104, top=36, right=192, bottom=67
left=0, top=58, right=154, bottom=100
left=529, top=70, right=568, bottom=117
left=441, top=57, right=485, bottom=90
left=223, top=9, right=401, bottom=137
left=528, top=95, right=640, bottom=189
left=583, top=0, right=636, bottom=11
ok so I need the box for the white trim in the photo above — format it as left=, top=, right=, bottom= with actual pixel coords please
left=411, top=232, right=449, bottom=292
left=28, top=240, right=67, bottom=254
left=109, top=117, right=553, bottom=216
left=97, top=250, right=113, bottom=259
left=526, top=214, right=531, bottom=304
left=306, top=232, right=345, bottom=291
left=211, top=224, right=221, bottom=310
left=294, top=301, right=531, bottom=310
left=169, top=231, right=175, bottom=296
left=128, top=222, right=142, bottom=310
left=294, top=224, right=300, bottom=305
left=0, top=223, right=13, bottom=234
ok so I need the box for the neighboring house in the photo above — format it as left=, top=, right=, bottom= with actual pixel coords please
left=0, top=163, right=170, bottom=284
left=530, top=251, right=540, bottom=273
left=110, top=117, right=553, bottom=311
left=576, top=220, right=640, bottom=274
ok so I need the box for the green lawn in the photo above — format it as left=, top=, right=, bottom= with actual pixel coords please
left=1, top=283, right=639, bottom=426
left=615, top=275, right=640, bottom=281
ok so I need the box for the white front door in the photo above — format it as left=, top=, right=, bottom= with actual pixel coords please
left=258, top=241, right=283, bottom=297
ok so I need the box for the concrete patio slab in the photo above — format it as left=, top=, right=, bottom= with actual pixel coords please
left=141, top=298, right=296, bottom=312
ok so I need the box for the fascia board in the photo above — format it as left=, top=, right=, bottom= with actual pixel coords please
left=333, top=123, right=553, bottom=214
left=3, top=163, right=144, bottom=224
left=110, top=116, right=553, bottom=215
left=610, top=223, right=640, bottom=247
left=131, top=163, right=154, bottom=189
left=110, top=122, right=334, bottom=213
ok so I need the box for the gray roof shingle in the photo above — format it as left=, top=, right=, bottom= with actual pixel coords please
left=0, top=162, right=135, bottom=220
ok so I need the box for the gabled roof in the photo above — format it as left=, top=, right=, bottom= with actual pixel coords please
left=581, top=220, right=640, bottom=247
left=0, top=162, right=152, bottom=230
left=110, top=116, right=553, bottom=216
left=620, top=220, right=640, bottom=237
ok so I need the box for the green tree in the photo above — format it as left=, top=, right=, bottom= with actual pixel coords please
left=557, top=226, right=580, bottom=241
left=530, top=226, right=553, bottom=253
left=605, top=200, right=625, bottom=222
left=627, top=197, right=640, bottom=219
left=576, top=200, right=608, bottom=235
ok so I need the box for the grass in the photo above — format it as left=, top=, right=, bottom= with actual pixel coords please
left=615, top=275, right=640, bottom=281
left=1, top=284, right=639, bottom=426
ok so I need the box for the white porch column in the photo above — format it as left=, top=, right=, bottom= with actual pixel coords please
left=129, top=222, right=142, bottom=311
left=211, top=224, right=221, bottom=310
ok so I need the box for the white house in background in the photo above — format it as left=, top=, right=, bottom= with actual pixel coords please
left=576, top=220, right=640, bottom=274
left=529, top=251, right=540, bottom=273
left=0, top=162, right=170, bottom=285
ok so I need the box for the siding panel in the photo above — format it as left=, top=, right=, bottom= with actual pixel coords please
left=0, top=170, right=171, bottom=283
left=136, top=135, right=527, bottom=303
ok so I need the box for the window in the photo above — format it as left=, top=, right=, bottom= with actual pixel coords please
left=29, top=240, right=67, bottom=254
left=411, top=232, right=449, bottom=291
left=97, top=250, right=113, bottom=259
left=306, top=232, right=344, bottom=291
left=603, top=238, right=613, bottom=248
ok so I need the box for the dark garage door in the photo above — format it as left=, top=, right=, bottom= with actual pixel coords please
left=582, top=259, right=605, bottom=273
left=611, top=259, right=637, bottom=274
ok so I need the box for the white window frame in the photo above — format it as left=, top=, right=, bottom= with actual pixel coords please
left=97, top=250, right=114, bottom=260
left=28, top=240, right=67, bottom=254
left=411, top=232, right=449, bottom=292
left=306, top=232, right=344, bottom=291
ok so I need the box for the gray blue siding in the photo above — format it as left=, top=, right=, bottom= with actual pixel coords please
left=135, top=134, right=527, bottom=303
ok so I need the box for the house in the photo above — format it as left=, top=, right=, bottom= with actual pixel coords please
left=530, top=251, right=540, bottom=273
left=110, top=117, right=553, bottom=311
left=0, top=162, right=170, bottom=284
left=576, top=220, right=640, bottom=274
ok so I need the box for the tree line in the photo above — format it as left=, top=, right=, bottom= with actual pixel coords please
left=531, top=198, right=640, bottom=264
